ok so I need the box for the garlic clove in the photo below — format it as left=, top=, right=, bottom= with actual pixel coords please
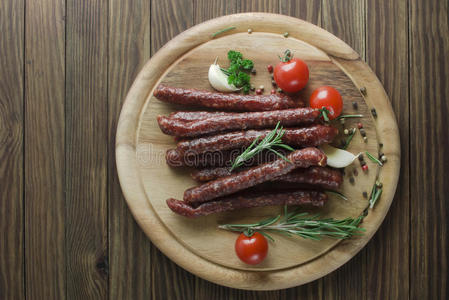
left=208, top=63, right=239, bottom=92
left=320, top=144, right=359, bottom=168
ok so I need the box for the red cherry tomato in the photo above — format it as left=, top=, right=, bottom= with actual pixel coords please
left=274, top=58, right=309, bottom=93
left=309, top=86, right=343, bottom=120
left=235, top=232, right=268, bottom=265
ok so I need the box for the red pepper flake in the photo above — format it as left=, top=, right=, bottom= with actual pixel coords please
left=357, top=122, right=363, bottom=129
left=270, top=89, right=276, bottom=94
left=362, top=164, right=368, bottom=172
left=255, top=88, right=262, bottom=95
left=267, top=64, right=273, bottom=73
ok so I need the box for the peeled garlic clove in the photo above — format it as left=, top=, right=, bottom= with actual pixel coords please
left=321, top=144, right=359, bottom=168
left=208, top=63, right=239, bottom=92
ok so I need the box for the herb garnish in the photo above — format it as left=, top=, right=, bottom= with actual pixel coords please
left=336, top=114, right=364, bottom=120
left=369, top=181, right=383, bottom=208
left=211, top=26, right=236, bottom=38
left=343, top=128, right=356, bottom=150
left=365, top=151, right=383, bottom=166
left=230, top=122, right=294, bottom=171
left=220, top=50, right=254, bottom=93
left=219, top=209, right=365, bottom=242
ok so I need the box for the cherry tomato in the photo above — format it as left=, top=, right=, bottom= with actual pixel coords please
left=235, top=232, right=268, bottom=265
left=274, top=58, right=309, bottom=93
left=309, top=86, right=343, bottom=120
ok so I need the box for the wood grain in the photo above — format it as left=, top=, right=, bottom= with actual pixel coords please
left=66, top=0, right=109, bottom=298
left=24, top=0, right=66, bottom=298
left=107, top=0, right=152, bottom=299
left=0, top=0, right=24, bottom=299
left=410, top=0, right=449, bottom=299
left=150, top=0, right=196, bottom=298
left=365, top=0, right=410, bottom=299
left=238, top=0, right=279, bottom=12
left=321, top=1, right=367, bottom=299
left=280, top=0, right=321, bottom=25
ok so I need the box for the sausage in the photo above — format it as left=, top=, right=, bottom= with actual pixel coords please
left=157, top=108, right=320, bottom=137
left=167, top=190, right=327, bottom=218
left=183, top=147, right=327, bottom=204
left=176, top=125, right=338, bottom=155
left=168, top=111, right=229, bottom=121
left=191, top=166, right=343, bottom=190
left=166, top=148, right=284, bottom=168
left=153, top=84, right=303, bottom=111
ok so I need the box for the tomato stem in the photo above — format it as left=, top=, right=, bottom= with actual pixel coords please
left=278, top=49, right=293, bottom=62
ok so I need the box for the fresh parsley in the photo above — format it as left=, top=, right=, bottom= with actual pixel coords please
left=221, top=50, right=254, bottom=93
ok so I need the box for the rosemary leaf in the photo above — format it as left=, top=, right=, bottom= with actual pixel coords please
left=211, top=26, right=236, bottom=38
left=336, top=114, right=364, bottom=120
left=365, top=151, right=383, bottom=166
left=343, top=128, right=356, bottom=150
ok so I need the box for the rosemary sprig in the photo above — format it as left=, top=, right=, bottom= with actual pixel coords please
left=326, top=190, right=348, bottom=201
left=343, top=128, right=356, bottom=150
left=211, top=26, right=236, bottom=38
left=369, top=182, right=383, bottom=208
left=336, top=114, right=364, bottom=120
left=365, top=151, right=383, bottom=166
left=229, top=122, right=294, bottom=171
left=219, top=209, right=365, bottom=241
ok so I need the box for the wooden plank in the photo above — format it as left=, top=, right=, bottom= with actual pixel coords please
left=24, top=0, right=66, bottom=298
left=410, top=0, right=449, bottom=299
left=0, top=0, right=24, bottom=299
left=194, top=0, right=237, bottom=23
left=65, top=0, right=109, bottom=298
left=321, top=0, right=366, bottom=298
left=150, top=0, right=195, bottom=298
left=280, top=0, right=321, bottom=25
left=238, top=0, right=279, bottom=12
left=107, top=0, right=152, bottom=299
left=365, top=0, right=410, bottom=299
left=279, top=1, right=323, bottom=298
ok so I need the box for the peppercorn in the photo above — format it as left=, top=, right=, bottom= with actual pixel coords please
left=248, top=28, right=253, bottom=34
left=251, top=68, right=256, bottom=75
left=363, top=191, right=368, bottom=198
left=352, top=101, right=358, bottom=109
left=379, top=143, right=383, bottom=148
left=276, top=87, right=283, bottom=93
left=270, top=89, right=276, bottom=94
left=340, top=118, right=345, bottom=125
left=250, top=85, right=255, bottom=91
left=255, top=88, right=262, bottom=95
left=361, top=160, right=366, bottom=166
left=259, top=85, right=264, bottom=90
left=363, top=136, right=368, bottom=142
left=358, top=154, right=364, bottom=161
left=349, top=177, right=355, bottom=184
left=360, top=128, right=366, bottom=136
left=283, top=32, right=289, bottom=37
left=271, top=74, right=274, bottom=80
left=376, top=181, right=383, bottom=188
left=267, top=65, right=273, bottom=73
left=371, top=108, right=377, bottom=118
left=357, top=122, right=363, bottom=129
left=271, top=80, right=277, bottom=86
left=381, top=155, right=387, bottom=162
left=341, top=139, right=346, bottom=148
left=353, top=169, right=358, bottom=176
left=379, top=152, right=384, bottom=158
left=344, top=129, right=349, bottom=135
left=362, top=164, right=368, bottom=171
left=360, top=87, right=367, bottom=95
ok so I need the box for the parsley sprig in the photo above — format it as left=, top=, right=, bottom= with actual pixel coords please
left=220, top=50, right=254, bottom=93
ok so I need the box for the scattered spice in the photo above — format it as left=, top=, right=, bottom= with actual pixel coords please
left=259, top=85, right=264, bottom=90
left=366, top=151, right=383, bottom=166
left=251, top=68, right=257, bottom=75
left=363, top=191, right=368, bottom=198
left=379, top=143, right=383, bottom=148
left=371, top=108, right=377, bottom=118
left=358, top=154, right=364, bottom=162
left=360, top=86, right=367, bottom=95
left=344, top=129, right=349, bottom=135
left=360, top=128, right=366, bottom=137
left=212, top=26, right=236, bottom=38
left=247, top=28, right=252, bottom=34
left=271, top=74, right=274, bottom=80
left=271, top=80, right=277, bottom=86
left=283, top=32, right=289, bottom=38
left=376, top=181, right=383, bottom=188
left=353, top=169, right=358, bottom=176
left=361, top=160, right=366, bottom=166
left=357, top=122, right=363, bottom=129
left=381, top=155, right=387, bottom=163
left=267, top=65, right=273, bottom=73
left=255, top=88, right=262, bottom=95
left=343, top=128, right=356, bottom=150
left=352, top=101, right=358, bottom=109
left=250, top=84, right=255, bottom=91
left=276, top=87, right=283, bottom=93
left=349, top=177, right=355, bottom=184
left=363, top=136, right=368, bottom=142
left=362, top=164, right=368, bottom=172
left=270, top=89, right=276, bottom=94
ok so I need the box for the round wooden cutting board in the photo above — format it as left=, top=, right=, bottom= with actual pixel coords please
left=116, top=13, right=400, bottom=290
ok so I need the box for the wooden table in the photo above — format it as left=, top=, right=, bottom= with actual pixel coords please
left=1, top=0, right=447, bottom=299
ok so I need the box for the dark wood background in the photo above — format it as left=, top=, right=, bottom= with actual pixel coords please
left=1, top=0, right=448, bottom=299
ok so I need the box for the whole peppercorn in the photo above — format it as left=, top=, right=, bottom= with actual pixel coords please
left=360, top=86, right=367, bottom=95
left=349, top=177, right=355, bottom=184
left=363, top=136, right=368, bottom=142
left=363, top=191, right=368, bottom=198
left=255, top=88, right=262, bottom=95
left=251, top=68, right=257, bottom=75
left=270, top=89, right=276, bottom=94
left=259, top=85, right=264, bottom=90
left=250, top=85, right=255, bottom=91
left=344, top=129, right=349, bottom=135
left=283, top=32, right=289, bottom=37
left=358, top=154, right=364, bottom=161
left=371, top=108, right=378, bottom=118
left=362, top=164, right=368, bottom=172
left=357, top=122, right=363, bottom=129
left=271, top=80, right=277, bottom=86
left=381, top=155, right=388, bottom=162
left=267, top=65, right=273, bottom=73
left=360, top=128, right=366, bottom=136
left=352, top=102, right=358, bottom=109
